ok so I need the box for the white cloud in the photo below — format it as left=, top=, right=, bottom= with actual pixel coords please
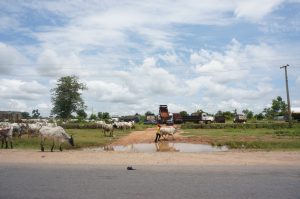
left=36, top=49, right=91, bottom=77
left=86, top=80, right=138, bottom=104
left=0, top=79, right=47, bottom=100
left=0, top=42, right=28, bottom=74
left=296, top=77, right=300, bottom=86
left=7, top=99, right=27, bottom=111
left=234, top=0, right=283, bottom=21
left=85, top=57, right=184, bottom=106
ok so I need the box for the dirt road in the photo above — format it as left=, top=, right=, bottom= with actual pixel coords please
left=1, top=149, right=300, bottom=166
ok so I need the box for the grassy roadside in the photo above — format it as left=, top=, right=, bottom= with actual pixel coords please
left=181, top=127, right=300, bottom=150
left=9, top=128, right=132, bottom=151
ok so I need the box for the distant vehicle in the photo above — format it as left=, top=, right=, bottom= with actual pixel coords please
left=172, top=113, right=183, bottom=124
left=158, top=105, right=169, bottom=124
left=120, top=116, right=140, bottom=123
left=111, top=115, right=120, bottom=122
left=234, top=114, right=247, bottom=123
left=166, top=114, right=174, bottom=126
left=146, top=114, right=156, bottom=121
left=182, top=112, right=214, bottom=124
left=143, top=120, right=157, bottom=125
left=214, top=116, right=226, bottom=123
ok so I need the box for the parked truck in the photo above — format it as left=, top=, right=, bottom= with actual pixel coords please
left=182, top=112, right=214, bottom=124
left=158, top=105, right=169, bottom=124
left=172, top=113, right=183, bottom=124
left=233, top=114, right=247, bottom=123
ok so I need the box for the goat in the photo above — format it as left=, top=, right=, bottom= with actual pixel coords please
left=39, top=126, right=74, bottom=152
left=0, top=125, right=13, bottom=149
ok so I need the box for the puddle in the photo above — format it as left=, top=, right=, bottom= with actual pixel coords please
left=84, top=142, right=228, bottom=153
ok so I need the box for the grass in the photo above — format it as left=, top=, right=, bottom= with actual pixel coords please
left=10, top=128, right=132, bottom=151
left=181, top=126, right=300, bottom=150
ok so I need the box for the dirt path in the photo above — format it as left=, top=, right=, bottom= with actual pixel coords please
left=111, top=126, right=212, bottom=146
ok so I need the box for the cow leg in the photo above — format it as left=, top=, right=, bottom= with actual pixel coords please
left=5, top=138, right=8, bottom=149
left=40, top=137, right=45, bottom=152
left=9, top=138, right=13, bottom=149
left=51, top=140, right=55, bottom=152
left=59, top=145, right=63, bottom=152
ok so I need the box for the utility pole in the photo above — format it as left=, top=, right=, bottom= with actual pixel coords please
left=280, top=64, right=292, bottom=122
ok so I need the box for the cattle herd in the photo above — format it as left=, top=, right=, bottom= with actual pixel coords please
left=0, top=119, right=136, bottom=151
left=0, top=119, right=178, bottom=151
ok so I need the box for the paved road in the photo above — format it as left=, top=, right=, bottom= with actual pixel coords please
left=0, top=164, right=299, bottom=199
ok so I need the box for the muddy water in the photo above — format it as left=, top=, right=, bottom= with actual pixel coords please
left=84, top=142, right=228, bottom=153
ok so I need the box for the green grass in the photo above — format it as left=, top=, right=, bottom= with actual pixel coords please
left=181, top=126, right=300, bottom=150
left=10, top=128, right=132, bottom=151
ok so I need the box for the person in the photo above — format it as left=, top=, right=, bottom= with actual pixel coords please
left=154, top=124, right=161, bottom=142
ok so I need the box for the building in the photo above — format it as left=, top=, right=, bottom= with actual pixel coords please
left=291, top=107, right=300, bottom=121
left=0, top=111, right=22, bottom=122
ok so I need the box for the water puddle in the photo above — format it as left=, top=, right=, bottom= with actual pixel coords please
left=84, top=142, right=228, bottom=153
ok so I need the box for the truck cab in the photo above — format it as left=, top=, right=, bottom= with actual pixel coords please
left=166, top=114, right=174, bottom=126
left=201, top=113, right=214, bottom=123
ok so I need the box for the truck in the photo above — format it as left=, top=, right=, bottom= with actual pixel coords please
left=233, top=114, right=247, bottom=123
left=182, top=112, right=214, bottom=124
left=172, top=113, right=183, bottom=124
left=158, top=105, right=169, bottom=124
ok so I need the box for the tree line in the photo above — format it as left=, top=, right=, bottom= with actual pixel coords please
left=21, top=76, right=289, bottom=121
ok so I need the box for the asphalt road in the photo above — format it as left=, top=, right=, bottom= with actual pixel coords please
left=0, top=164, right=299, bottom=199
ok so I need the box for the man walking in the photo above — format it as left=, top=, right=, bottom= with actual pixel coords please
left=154, top=124, right=161, bottom=142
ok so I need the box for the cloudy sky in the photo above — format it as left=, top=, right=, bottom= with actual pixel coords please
left=0, top=0, right=300, bottom=117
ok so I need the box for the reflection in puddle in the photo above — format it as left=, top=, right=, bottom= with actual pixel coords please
left=85, top=142, right=228, bottom=153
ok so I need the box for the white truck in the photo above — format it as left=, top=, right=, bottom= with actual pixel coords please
left=182, top=112, right=214, bottom=124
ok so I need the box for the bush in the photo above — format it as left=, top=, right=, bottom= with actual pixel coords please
left=181, top=122, right=294, bottom=129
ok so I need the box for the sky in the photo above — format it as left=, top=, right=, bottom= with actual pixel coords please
left=0, top=0, right=300, bottom=117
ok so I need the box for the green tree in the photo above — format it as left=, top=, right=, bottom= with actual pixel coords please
left=263, top=96, right=287, bottom=119
left=32, top=109, right=40, bottom=119
left=76, top=109, right=87, bottom=120
left=255, top=113, right=264, bottom=120
left=21, top=112, right=30, bottom=119
left=179, top=111, right=189, bottom=117
left=102, top=112, right=110, bottom=120
left=242, top=109, right=254, bottom=120
left=97, top=112, right=103, bottom=119
left=222, top=111, right=234, bottom=120
left=271, top=96, right=287, bottom=116
left=145, top=111, right=154, bottom=116
left=89, top=113, right=97, bottom=120
left=51, top=75, right=87, bottom=119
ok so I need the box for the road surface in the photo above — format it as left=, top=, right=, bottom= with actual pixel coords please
left=0, top=164, right=299, bottom=199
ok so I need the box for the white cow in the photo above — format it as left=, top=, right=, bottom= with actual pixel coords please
left=102, top=124, right=114, bottom=137
left=0, top=124, right=13, bottom=149
left=39, top=126, right=74, bottom=152
left=160, top=126, right=178, bottom=140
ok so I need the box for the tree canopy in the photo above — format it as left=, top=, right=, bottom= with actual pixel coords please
left=32, top=109, right=40, bottom=119
left=51, top=75, right=87, bottom=119
left=263, top=96, right=287, bottom=119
